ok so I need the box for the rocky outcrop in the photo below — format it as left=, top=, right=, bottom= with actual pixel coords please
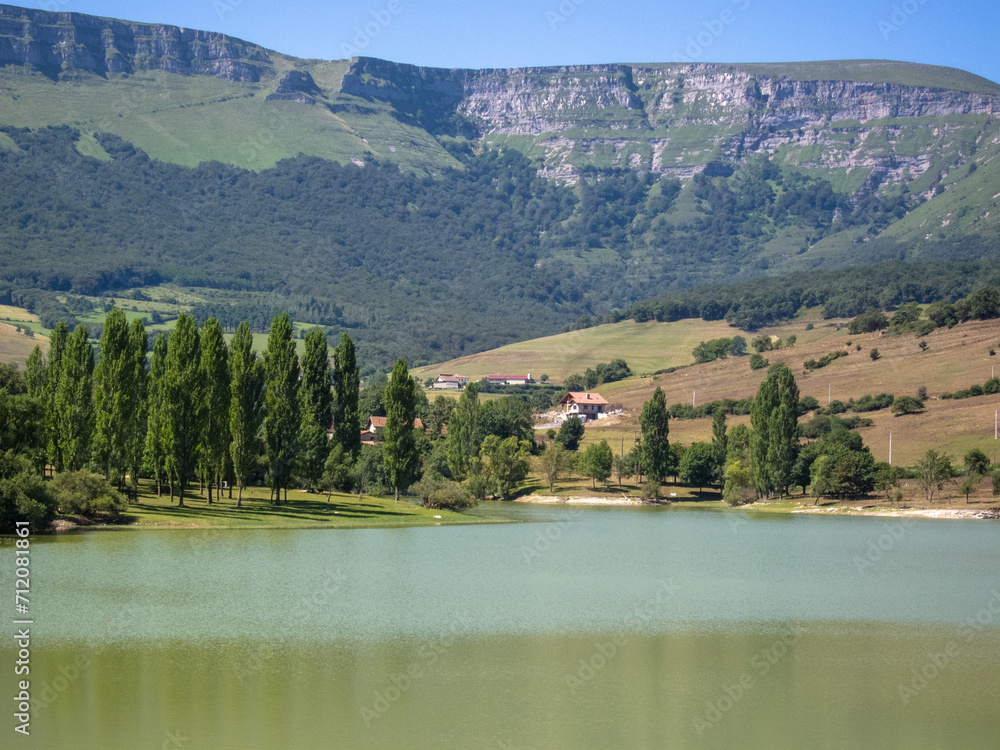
left=0, top=4, right=271, bottom=81
left=266, top=70, right=321, bottom=104
left=338, top=57, right=1000, bottom=187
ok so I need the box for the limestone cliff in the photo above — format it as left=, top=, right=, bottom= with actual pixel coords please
left=0, top=3, right=271, bottom=81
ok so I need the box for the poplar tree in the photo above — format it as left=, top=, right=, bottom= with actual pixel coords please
left=162, top=314, right=203, bottom=508
left=298, top=328, right=332, bottom=491
left=264, top=313, right=300, bottom=504
left=124, top=318, right=148, bottom=501
left=750, top=363, right=799, bottom=498
left=711, top=408, right=728, bottom=484
left=199, top=318, right=230, bottom=504
left=143, top=334, right=169, bottom=497
left=55, top=324, right=95, bottom=472
left=94, top=308, right=131, bottom=485
left=639, top=386, right=671, bottom=484
left=24, top=346, right=45, bottom=400
left=446, top=382, right=479, bottom=479
left=44, top=322, right=68, bottom=474
left=383, top=358, right=418, bottom=502
left=229, top=321, right=265, bottom=507
left=333, top=332, right=361, bottom=458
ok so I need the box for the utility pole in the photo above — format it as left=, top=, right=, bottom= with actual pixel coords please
left=889, top=430, right=892, bottom=466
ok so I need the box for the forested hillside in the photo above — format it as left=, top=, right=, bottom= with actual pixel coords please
left=3, top=123, right=998, bottom=365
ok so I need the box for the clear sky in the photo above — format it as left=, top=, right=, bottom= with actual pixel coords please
left=13, top=0, right=1000, bottom=84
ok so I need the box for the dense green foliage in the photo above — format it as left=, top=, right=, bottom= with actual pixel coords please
left=941, top=377, right=1000, bottom=401
left=4, top=125, right=999, bottom=366
left=639, top=387, right=671, bottom=484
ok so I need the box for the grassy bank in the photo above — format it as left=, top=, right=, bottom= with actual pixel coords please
left=65, top=480, right=502, bottom=531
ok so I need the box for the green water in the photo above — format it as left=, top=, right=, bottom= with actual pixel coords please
left=4, top=505, right=999, bottom=748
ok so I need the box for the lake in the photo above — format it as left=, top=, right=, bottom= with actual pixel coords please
left=4, top=504, right=999, bottom=749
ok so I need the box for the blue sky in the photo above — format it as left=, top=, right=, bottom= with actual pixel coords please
left=15, top=0, right=1000, bottom=83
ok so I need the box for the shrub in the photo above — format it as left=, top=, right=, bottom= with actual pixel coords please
left=48, top=471, right=128, bottom=517
left=891, top=395, right=925, bottom=416
left=640, top=479, right=662, bottom=501
left=411, top=475, right=477, bottom=511
left=870, top=348, right=880, bottom=360
left=848, top=308, right=889, bottom=334
left=0, top=451, right=57, bottom=533
left=750, top=353, right=769, bottom=370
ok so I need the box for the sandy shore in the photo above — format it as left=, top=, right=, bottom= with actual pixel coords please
left=517, top=494, right=1000, bottom=519
left=516, top=494, right=652, bottom=506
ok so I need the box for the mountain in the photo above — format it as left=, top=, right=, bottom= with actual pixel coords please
left=1, top=4, right=998, bottom=367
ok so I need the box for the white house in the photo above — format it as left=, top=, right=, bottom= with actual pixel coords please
left=431, top=373, right=470, bottom=390
left=486, top=373, right=535, bottom=385
left=558, top=391, right=609, bottom=419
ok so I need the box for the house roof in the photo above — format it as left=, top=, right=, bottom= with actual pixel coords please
left=558, top=391, right=609, bottom=406
left=436, top=374, right=467, bottom=382
left=367, top=416, right=424, bottom=429
left=487, top=374, right=530, bottom=380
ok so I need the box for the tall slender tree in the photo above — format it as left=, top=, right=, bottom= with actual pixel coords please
left=55, top=324, right=95, bottom=472
left=383, top=359, right=419, bottom=502
left=124, top=318, right=148, bottom=501
left=199, top=318, right=230, bottom=504
left=446, top=382, right=479, bottom=479
left=94, top=308, right=131, bottom=485
left=143, top=333, right=169, bottom=497
left=44, top=322, right=68, bottom=474
left=228, top=321, right=265, bottom=507
left=639, top=386, right=671, bottom=484
left=298, top=328, right=332, bottom=491
left=162, top=314, right=203, bottom=508
left=24, top=346, right=45, bottom=400
left=333, top=332, right=361, bottom=458
left=711, top=408, right=728, bottom=485
left=264, top=313, right=300, bottom=505
left=750, top=363, right=800, bottom=498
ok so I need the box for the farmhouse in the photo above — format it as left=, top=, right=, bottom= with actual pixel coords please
left=361, top=415, right=425, bottom=444
left=558, top=391, right=608, bottom=420
left=486, top=373, right=535, bottom=385
left=431, top=373, right=470, bottom=390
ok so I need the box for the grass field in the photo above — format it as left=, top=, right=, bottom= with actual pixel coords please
left=413, top=318, right=756, bottom=383
left=87, top=480, right=501, bottom=531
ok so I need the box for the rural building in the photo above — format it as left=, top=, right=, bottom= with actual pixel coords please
left=361, top=415, right=426, bottom=444
left=559, top=391, right=609, bottom=420
left=487, top=373, right=535, bottom=385
left=431, top=373, right=470, bottom=389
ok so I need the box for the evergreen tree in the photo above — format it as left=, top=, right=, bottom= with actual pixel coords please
left=93, top=308, right=131, bottom=485
left=162, top=314, right=203, bottom=508
left=44, top=321, right=68, bottom=474
left=199, top=318, right=230, bottom=504
left=298, top=328, right=332, bottom=491
left=143, top=334, right=169, bottom=497
left=264, top=313, right=300, bottom=504
left=124, top=318, right=148, bottom=501
left=639, top=387, right=671, bottom=483
left=446, top=382, right=479, bottom=479
left=383, top=358, right=419, bottom=502
left=229, top=321, right=265, bottom=507
left=333, top=333, right=361, bottom=458
left=55, top=324, right=94, bottom=472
